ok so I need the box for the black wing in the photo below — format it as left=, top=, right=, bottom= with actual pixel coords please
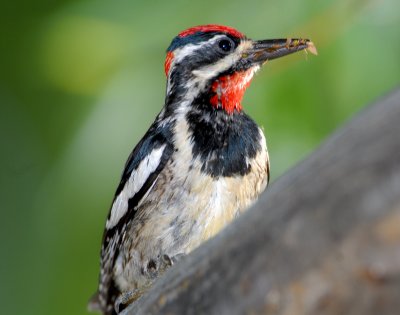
left=90, top=121, right=174, bottom=315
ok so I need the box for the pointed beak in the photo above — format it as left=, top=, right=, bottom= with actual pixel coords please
left=239, top=38, right=317, bottom=68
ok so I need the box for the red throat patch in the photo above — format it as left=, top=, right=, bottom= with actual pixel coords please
left=210, top=69, right=255, bottom=114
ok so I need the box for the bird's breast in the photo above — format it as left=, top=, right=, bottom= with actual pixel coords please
left=140, top=151, right=267, bottom=254
left=142, top=114, right=270, bottom=252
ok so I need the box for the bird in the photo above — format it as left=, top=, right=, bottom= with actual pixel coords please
left=88, top=24, right=316, bottom=315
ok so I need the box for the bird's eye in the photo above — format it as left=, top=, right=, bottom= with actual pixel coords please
left=218, top=39, right=234, bottom=53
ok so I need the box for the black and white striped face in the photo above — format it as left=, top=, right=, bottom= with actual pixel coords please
left=164, top=26, right=254, bottom=85
left=165, top=25, right=313, bottom=79
left=163, top=25, right=314, bottom=112
left=167, top=34, right=248, bottom=76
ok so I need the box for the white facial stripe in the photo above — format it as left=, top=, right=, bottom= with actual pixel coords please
left=173, top=44, right=200, bottom=64
left=192, top=54, right=238, bottom=80
left=173, top=35, right=226, bottom=63
left=239, top=66, right=259, bottom=88
left=106, top=144, right=166, bottom=229
left=192, top=40, right=252, bottom=80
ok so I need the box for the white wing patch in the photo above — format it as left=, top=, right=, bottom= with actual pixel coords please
left=106, top=144, right=166, bottom=229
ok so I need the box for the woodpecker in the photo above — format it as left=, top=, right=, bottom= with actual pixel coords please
left=89, top=24, right=316, bottom=315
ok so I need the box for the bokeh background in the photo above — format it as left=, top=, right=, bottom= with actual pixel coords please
left=1, top=0, right=399, bottom=314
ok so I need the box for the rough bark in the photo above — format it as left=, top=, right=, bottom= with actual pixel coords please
left=122, top=88, right=400, bottom=315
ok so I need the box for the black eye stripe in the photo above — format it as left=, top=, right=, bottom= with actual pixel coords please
left=167, top=32, right=240, bottom=52
left=218, top=39, right=233, bottom=52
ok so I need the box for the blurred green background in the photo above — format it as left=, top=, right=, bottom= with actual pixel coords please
left=1, top=0, right=399, bottom=314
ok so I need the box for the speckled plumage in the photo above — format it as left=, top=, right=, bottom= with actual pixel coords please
left=90, top=24, right=313, bottom=315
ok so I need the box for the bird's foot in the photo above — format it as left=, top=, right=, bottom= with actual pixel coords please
left=114, top=253, right=186, bottom=313
left=147, top=253, right=186, bottom=278
left=114, top=286, right=150, bottom=314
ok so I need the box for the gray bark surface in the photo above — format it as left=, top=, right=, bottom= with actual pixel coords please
left=122, top=88, right=400, bottom=315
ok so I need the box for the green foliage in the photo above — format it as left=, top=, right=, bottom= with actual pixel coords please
left=0, top=0, right=399, bottom=314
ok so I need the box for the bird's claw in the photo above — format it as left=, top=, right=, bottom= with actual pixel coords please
left=114, top=288, right=145, bottom=314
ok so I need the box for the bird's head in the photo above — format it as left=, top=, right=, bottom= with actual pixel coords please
left=164, top=24, right=316, bottom=114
